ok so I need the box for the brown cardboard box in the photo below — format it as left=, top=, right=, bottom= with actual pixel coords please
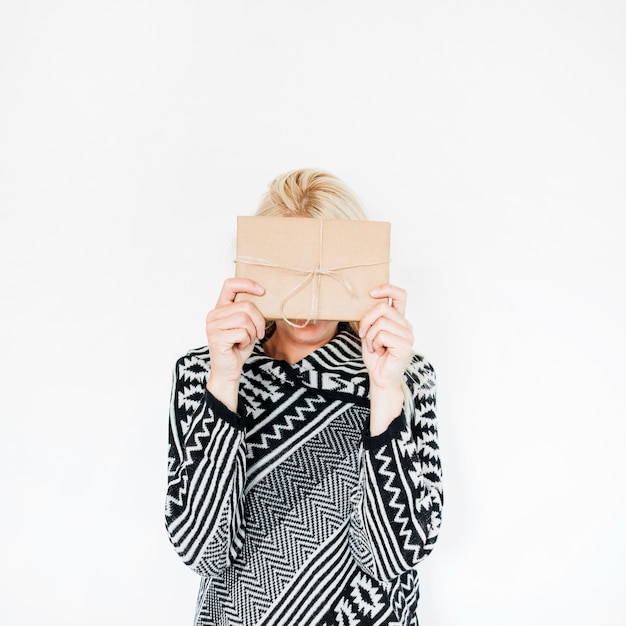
left=235, top=216, right=390, bottom=321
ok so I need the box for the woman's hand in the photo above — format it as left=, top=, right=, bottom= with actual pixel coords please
left=205, top=278, right=266, bottom=412
left=359, top=284, right=414, bottom=435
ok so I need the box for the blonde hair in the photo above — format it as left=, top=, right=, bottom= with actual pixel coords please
left=256, top=169, right=368, bottom=221
left=257, top=169, right=367, bottom=336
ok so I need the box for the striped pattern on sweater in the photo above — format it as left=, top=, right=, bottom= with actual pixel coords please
left=165, top=326, right=442, bottom=626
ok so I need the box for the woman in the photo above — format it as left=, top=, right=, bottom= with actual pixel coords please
left=165, top=169, right=443, bottom=626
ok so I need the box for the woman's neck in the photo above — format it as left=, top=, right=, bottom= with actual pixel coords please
left=262, top=320, right=340, bottom=365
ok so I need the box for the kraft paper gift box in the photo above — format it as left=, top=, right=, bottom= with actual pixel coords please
left=235, top=216, right=390, bottom=322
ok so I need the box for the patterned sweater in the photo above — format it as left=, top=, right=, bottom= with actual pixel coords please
left=165, top=326, right=443, bottom=626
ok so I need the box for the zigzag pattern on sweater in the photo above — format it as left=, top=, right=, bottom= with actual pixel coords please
left=165, top=327, right=443, bottom=626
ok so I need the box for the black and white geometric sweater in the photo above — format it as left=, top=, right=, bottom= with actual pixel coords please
left=165, top=326, right=443, bottom=626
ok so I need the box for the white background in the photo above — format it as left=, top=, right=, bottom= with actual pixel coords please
left=1, top=1, right=625, bottom=625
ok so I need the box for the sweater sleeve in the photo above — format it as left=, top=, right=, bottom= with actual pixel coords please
left=349, top=355, right=443, bottom=582
left=164, top=352, right=247, bottom=577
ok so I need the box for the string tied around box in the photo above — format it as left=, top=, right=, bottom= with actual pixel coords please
left=235, top=220, right=390, bottom=328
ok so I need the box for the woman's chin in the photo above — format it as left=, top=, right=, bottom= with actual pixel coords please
left=276, top=319, right=339, bottom=341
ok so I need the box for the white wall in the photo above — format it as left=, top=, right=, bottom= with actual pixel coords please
left=1, top=1, right=624, bottom=624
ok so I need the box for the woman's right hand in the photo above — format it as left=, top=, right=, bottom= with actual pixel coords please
left=205, top=278, right=266, bottom=412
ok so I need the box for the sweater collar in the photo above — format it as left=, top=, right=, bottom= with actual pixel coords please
left=245, top=325, right=369, bottom=398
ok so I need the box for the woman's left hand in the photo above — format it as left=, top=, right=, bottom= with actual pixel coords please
left=359, top=284, right=414, bottom=434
